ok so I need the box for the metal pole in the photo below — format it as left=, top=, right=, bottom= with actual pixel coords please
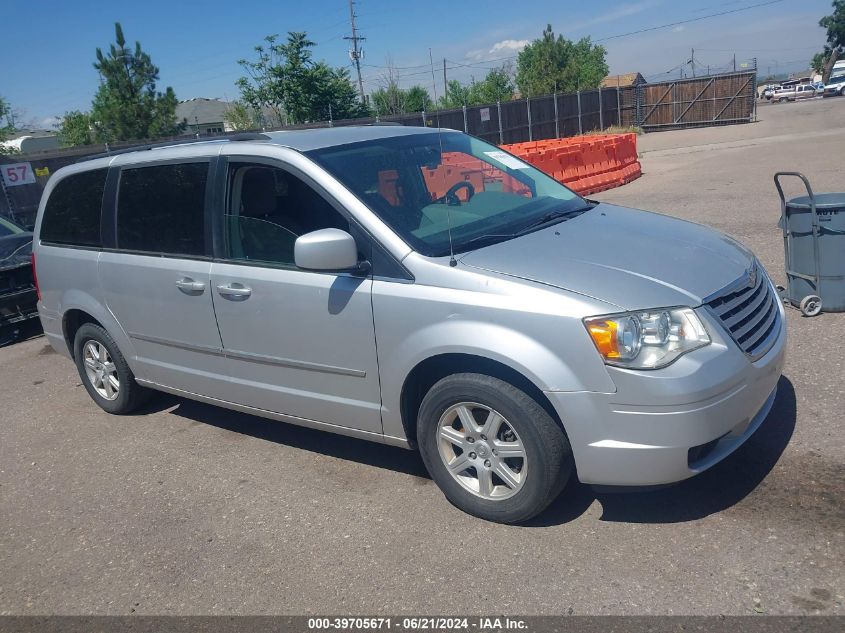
left=497, top=101, right=503, bottom=144
left=462, top=105, right=468, bottom=133
left=598, top=88, right=604, bottom=130
left=553, top=91, right=559, bottom=138
left=421, top=109, right=426, bottom=127
left=526, top=97, right=532, bottom=141
left=344, top=0, right=366, bottom=103
left=577, top=90, right=583, bottom=135
left=616, top=87, right=622, bottom=126
left=328, top=102, right=333, bottom=127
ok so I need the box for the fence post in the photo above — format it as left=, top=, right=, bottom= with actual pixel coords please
left=635, top=84, right=642, bottom=128
left=598, top=88, right=604, bottom=131
left=526, top=97, right=532, bottom=142
left=497, top=101, right=504, bottom=145
left=421, top=110, right=427, bottom=127
left=577, top=90, right=583, bottom=135
left=616, top=87, right=622, bottom=127
left=462, top=105, right=468, bottom=133
left=553, top=91, right=559, bottom=138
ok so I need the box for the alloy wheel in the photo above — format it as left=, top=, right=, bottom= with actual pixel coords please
left=82, top=340, right=120, bottom=401
left=436, top=402, right=527, bottom=500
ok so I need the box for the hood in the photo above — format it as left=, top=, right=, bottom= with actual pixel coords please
left=459, top=203, right=752, bottom=311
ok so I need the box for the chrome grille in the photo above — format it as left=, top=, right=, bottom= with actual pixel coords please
left=705, top=264, right=781, bottom=360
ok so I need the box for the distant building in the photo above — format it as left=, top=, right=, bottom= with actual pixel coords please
left=601, top=73, right=647, bottom=88
left=787, top=70, right=822, bottom=84
left=0, top=130, right=60, bottom=154
left=176, top=98, right=233, bottom=135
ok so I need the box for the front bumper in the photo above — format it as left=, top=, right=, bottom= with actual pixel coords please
left=546, top=300, right=787, bottom=486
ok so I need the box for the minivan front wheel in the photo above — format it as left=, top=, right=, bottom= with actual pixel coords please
left=73, top=323, right=150, bottom=414
left=417, top=373, right=572, bottom=523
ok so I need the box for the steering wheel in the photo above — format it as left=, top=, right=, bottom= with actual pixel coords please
left=440, top=181, right=475, bottom=206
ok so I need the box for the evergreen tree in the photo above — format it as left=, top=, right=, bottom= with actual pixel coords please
left=516, top=25, right=608, bottom=96
left=90, top=23, right=184, bottom=142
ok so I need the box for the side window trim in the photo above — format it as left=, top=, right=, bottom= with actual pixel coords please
left=215, top=155, right=413, bottom=281
left=101, top=165, right=119, bottom=249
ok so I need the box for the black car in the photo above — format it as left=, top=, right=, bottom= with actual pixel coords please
left=0, top=216, right=40, bottom=345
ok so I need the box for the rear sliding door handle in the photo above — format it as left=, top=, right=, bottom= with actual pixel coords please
left=175, top=278, right=206, bottom=294
left=216, top=283, right=252, bottom=300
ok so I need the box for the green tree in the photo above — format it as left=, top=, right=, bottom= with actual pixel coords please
left=224, top=101, right=260, bottom=131
left=811, top=51, right=828, bottom=74
left=818, top=1, right=845, bottom=81
left=404, top=85, right=432, bottom=112
left=0, top=97, right=18, bottom=155
left=439, top=79, right=474, bottom=109
left=515, top=25, right=608, bottom=96
left=58, top=111, right=93, bottom=146
left=89, top=23, right=184, bottom=142
left=237, top=32, right=367, bottom=125
left=474, top=65, right=515, bottom=103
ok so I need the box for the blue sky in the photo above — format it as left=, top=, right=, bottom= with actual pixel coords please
left=0, top=0, right=832, bottom=127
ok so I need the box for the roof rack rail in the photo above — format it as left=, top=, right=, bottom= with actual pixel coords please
left=80, top=132, right=272, bottom=162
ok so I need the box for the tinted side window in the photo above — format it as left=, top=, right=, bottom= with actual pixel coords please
left=40, top=169, right=107, bottom=246
left=117, top=162, right=208, bottom=256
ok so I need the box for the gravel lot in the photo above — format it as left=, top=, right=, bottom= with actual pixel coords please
left=1, top=98, right=843, bottom=616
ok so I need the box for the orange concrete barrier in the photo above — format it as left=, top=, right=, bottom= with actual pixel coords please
left=503, top=133, right=642, bottom=196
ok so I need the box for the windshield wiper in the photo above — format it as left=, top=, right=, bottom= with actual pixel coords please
left=444, top=203, right=594, bottom=257
left=513, top=203, right=593, bottom=236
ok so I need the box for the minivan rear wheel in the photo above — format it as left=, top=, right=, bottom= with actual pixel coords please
left=73, top=323, right=150, bottom=414
left=417, top=373, right=572, bottom=523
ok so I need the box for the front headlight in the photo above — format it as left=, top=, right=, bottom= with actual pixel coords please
left=584, top=308, right=710, bottom=369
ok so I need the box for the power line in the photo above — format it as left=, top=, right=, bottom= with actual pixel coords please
left=594, top=0, right=785, bottom=42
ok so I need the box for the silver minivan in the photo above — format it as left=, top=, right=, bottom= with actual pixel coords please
left=33, top=127, right=785, bottom=523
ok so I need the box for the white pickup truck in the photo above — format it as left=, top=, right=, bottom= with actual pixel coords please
left=771, top=84, right=819, bottom=102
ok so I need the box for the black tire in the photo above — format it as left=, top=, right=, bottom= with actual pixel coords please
left=73, top=323, right=151, bottom=414
left=417, top=373, right=573, bottom=523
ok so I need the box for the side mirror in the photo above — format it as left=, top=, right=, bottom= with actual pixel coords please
left=294, top=228, right=365, bottom=273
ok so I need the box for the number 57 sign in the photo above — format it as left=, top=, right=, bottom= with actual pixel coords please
left=2, top=163, right=36, bottom=187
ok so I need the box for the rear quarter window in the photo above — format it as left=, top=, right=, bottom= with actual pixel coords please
left=116, top=162, right=208, bottom=256
left=40, top=168, right=107, bottom=247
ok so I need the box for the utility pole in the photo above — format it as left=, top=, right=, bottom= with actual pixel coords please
left=443, top=58, right=447, bottom=97
left=733, top=54, right=736, bottom=72
left=691, top=48, right=695, bottom=78
left=344, top=0, right=366, bottom=102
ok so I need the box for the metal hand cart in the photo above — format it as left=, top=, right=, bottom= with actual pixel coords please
left=774, top=172, right=845, bottom=316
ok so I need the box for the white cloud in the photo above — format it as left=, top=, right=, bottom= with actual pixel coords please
left=465, top=38, right=529, bottom=62
left=490, top=39, right=529, bottom=54
left=672, top=25, right=685, bottom=33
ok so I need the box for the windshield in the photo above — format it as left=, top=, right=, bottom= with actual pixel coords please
left=0, top=216, right=24, bottom=237
left=307, top=132, right=590, bottom=256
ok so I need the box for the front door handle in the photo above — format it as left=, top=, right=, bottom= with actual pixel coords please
left=175, top=277, right=205, bottom=294
left=216, top=283, right=252, bottom=300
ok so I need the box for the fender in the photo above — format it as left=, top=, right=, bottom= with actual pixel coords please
left=378, top=319, right=617, bottom=440
left=58, top=288, right=141, bottom=376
